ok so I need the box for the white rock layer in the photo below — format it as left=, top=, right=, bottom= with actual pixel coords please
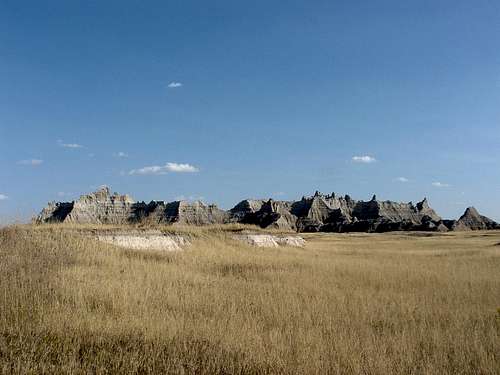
left=97, top=233, right=189, bottom=251
left=233, top=234, right=306, bottom=248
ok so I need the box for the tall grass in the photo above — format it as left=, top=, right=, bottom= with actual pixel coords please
left=0, top=226, right=499, bottom=374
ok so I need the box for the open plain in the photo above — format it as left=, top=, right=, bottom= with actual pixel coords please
left=0, top=224, right=499, bottom=374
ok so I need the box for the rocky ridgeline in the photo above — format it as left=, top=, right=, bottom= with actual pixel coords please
left=35, top=187, right=499, bottom=233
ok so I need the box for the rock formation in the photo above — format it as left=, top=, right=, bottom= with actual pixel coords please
left=239, top=199, right=298, bottom=231
left=66, top=186, right=135, bottom=224
left=35, top=186, right=134, bottom=224
left=229, top=199, right=265, bottom=221
left=36, top=201, right=74, bottom=223
left=35, top=186, right=228, bottom=226
left=35, top=187, right=499, bottom=233
left=449, top=207, right=500, bottom=231
left=130, top=200, right=228, bottom=225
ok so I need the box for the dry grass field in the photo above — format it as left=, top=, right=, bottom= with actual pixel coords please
left=0, top=225, right=499, bottom=374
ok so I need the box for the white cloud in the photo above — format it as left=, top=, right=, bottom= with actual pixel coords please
left=395, top=177, right=409, bottom=182
left=0, top=194, right=8, bottom=200
left=166, top=162, right=199, bottom=172
left=17, top=159, right=43, bottom=166
left=114, top=152, right=128, bottom=158
left=58, top=140, right=83, bottom=148
left=129, top=162, right=199, bottom=175
left=352, top=155, right=376, bottom=163
left=168, top=82, right=183, bottom=88
left=432, top=182, right=451, bottom=188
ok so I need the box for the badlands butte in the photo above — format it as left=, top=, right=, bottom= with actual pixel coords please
left=36, top=186, right=499, bottom=232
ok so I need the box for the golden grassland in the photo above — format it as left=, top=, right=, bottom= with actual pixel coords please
left=0, top=224, right=499, bottom=374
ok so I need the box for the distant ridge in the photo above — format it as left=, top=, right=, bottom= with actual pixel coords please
left=35, top=187, right=500, bottom=233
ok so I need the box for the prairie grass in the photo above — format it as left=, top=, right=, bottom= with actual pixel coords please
left=0, top=225, right=499, bottom=374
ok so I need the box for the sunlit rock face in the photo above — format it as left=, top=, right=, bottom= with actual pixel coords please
left=64, top=186, right=136, bottom=224
left=175, top=200, right=229, bottom=225
left=35, top=187, right=228, bottom=226
left=35, top=186, right=134, bottom=224
left=450, top=207, right=500, bottom=231
left=35, top=188, right=499, bottom=233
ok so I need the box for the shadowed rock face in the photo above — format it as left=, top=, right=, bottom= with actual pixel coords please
left=286, top=193, right=443, bottom=233
left=35, top=188, right=499, bottom=232
left=229, top=199, right=265, bottom=221
left=36, top=202, right=74, bottom=223
left=244, top=200, right=298, bottom=231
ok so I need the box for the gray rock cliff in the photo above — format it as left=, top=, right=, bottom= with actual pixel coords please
left=35, top=188, right=499, bottom=233
left=450, top=207, right=499, bottom=231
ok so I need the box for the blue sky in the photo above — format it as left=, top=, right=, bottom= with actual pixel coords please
left=1, top=0, right=500, bottom=222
